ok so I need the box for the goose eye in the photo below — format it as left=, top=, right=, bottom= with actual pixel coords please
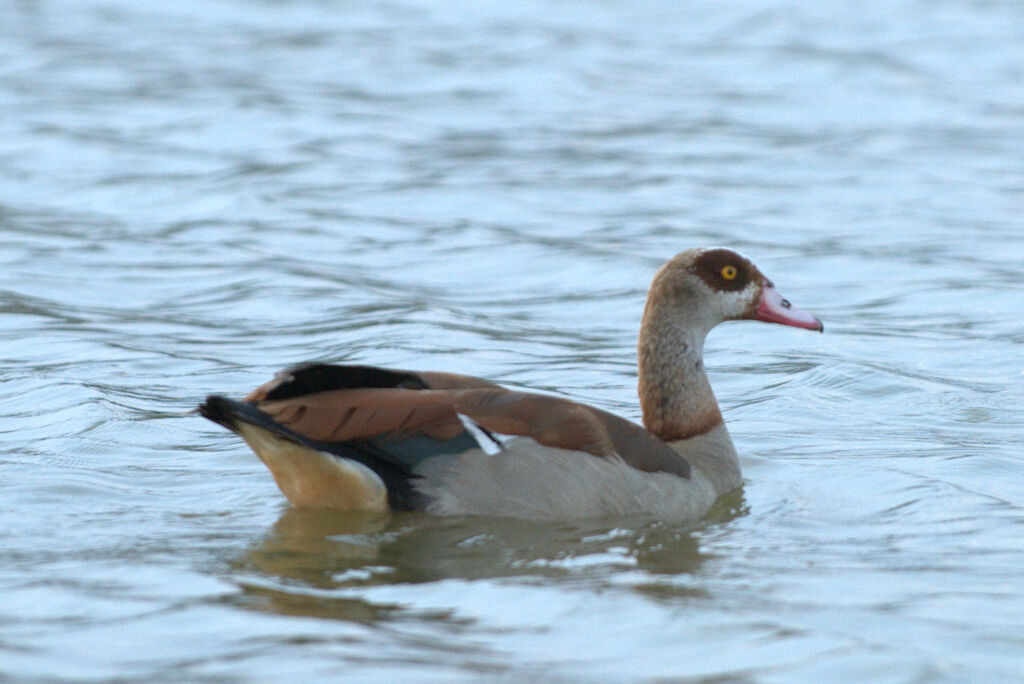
left=720, top=265, right=738, bottom=281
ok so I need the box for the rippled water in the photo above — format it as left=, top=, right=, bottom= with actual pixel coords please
left=2, top=0, right=1023, bottom=681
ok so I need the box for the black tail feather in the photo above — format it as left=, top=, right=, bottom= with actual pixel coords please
left=198, top=395, right=246, bottom=432
left=197, top=395, right=429, bottom=511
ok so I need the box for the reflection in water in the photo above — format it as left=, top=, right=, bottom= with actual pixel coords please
left=236, top=509, right=393, bottom=589
left=230, top=494, right=747, bottom=622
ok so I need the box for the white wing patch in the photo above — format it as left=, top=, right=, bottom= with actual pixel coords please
left=456, top=412, right=505, bottom=455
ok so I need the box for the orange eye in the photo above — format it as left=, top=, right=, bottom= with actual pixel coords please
left=721, top=265, right=738, bottom=280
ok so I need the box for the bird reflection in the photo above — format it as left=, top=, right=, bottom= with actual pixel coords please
left=230, top=488, right=747, bottom=622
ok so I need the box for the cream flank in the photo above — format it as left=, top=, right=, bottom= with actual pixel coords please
left=236, top=422, right=388, bottom=512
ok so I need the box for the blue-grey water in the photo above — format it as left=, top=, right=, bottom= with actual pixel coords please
left=2, top=1, right=1023, bottom=681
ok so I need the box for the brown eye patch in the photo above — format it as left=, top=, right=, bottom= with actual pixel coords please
left=692, top=248, right=752, bottom=292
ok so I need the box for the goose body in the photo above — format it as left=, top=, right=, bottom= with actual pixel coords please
left=200, top=247, right=822, bottom=521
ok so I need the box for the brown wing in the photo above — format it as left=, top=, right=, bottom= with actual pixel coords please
left=257, top=388, right=471, bottom=443
left=246, top=363, right=689, bottom=478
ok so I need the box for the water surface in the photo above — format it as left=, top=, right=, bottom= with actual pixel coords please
left=2, top=0, right=1023, bottom=681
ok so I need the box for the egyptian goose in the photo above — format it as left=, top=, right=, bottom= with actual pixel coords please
left=200, top=247, right=822, bottom=521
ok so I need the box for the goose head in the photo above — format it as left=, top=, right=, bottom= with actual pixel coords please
left=638, top=247, right=821, bottom=442
left=643, top=247, right=822, bottom=338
